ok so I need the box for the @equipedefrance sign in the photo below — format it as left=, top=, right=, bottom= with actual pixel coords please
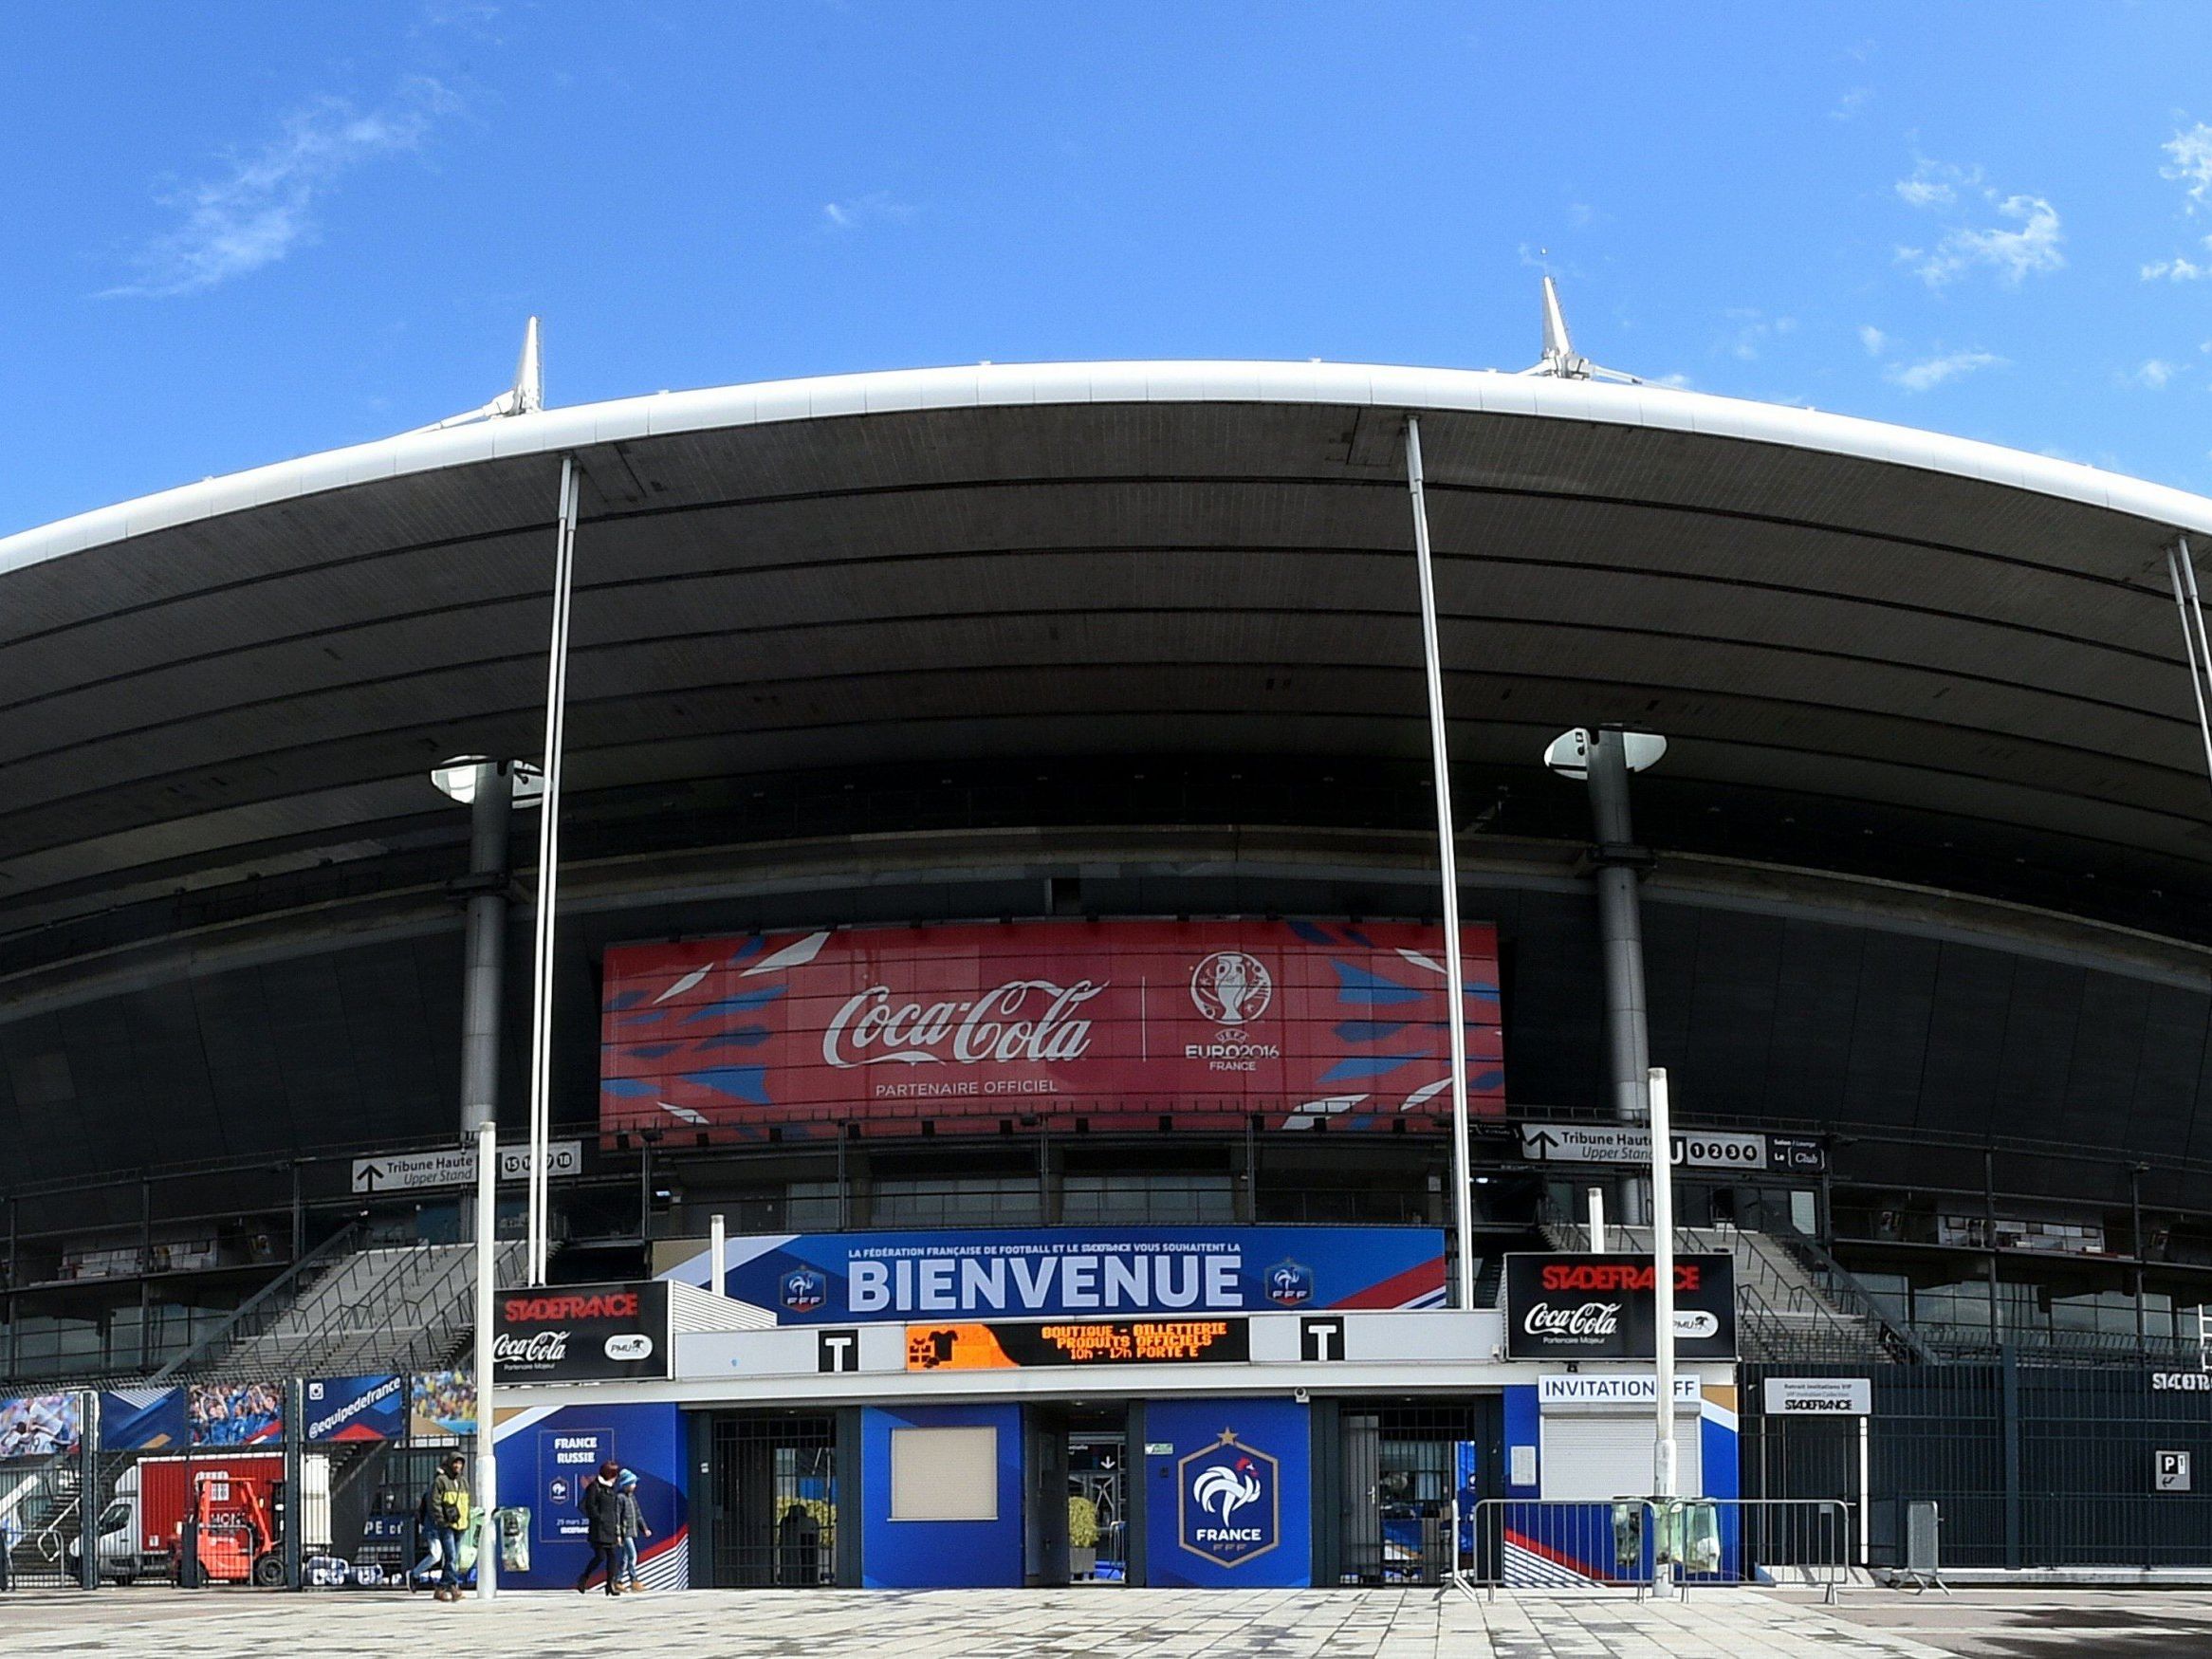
left=1178, top=1429, right=1280, bottom=1568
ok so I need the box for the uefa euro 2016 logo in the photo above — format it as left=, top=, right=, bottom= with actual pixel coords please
left=1265, top=1259, right=1314, bottom=1307
left=1189, top=950, right=1272, bottom=1025
left=781, top=1267, right=827, bottom=1313
left=1178, top=1429, right=1280, bottom=1568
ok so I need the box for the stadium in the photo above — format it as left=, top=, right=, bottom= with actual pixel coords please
left=6, top=304, right=2212, bottom=1591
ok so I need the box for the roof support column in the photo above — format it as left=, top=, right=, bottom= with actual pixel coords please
left=2165, top=537, right=2212, bottom=798
left=459, top=762, right=516, bottom=1135
left=525, top=458, right=581, bottom=1286
left=1402, top=415, right=1478, bottom=1312
left=1587, top=731, right=1654, bottom=1226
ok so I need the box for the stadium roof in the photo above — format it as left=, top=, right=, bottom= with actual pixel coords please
left=4, top=359, right=2212, bottom=939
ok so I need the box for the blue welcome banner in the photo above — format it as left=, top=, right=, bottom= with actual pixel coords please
left=661, top=1225, right=1446, bottom=1324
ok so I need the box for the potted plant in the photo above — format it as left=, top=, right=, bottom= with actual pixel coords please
left=1067, top=1494, right=1100, bottom=1578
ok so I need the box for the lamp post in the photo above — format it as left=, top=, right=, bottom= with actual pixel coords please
left=1648, top=1063, right=1679, bottom=1598
left=430, top=756, right=544, bottom=1605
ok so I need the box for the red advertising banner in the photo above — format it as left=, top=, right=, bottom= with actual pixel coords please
left=600, top=919, right=1502, bottom=1141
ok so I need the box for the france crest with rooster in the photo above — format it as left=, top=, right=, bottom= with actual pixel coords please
left=1178, top=1429, right=1280, bottom=1566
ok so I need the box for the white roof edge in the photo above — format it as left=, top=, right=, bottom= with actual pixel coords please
left=6, top=359, right=2210, bottom=579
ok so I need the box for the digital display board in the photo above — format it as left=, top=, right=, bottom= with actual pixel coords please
left=601, top=918, right=1503, bottom=1140
left=904, top=1318, right=1250, bottom=1371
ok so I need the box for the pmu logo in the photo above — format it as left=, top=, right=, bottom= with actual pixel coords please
left=781, top=1268, right=827, bottom=1313
left=1265, top=1259, right=1314, bottom=1308
left=1178, top=1429, right=1280, bottom=1568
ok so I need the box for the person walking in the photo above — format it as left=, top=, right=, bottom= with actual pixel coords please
left=424, top=1453, right=471, bottom=1603
left=577, top=1460, right=625, bottom=1594
left=615, top=1468, right=653, bottom=1594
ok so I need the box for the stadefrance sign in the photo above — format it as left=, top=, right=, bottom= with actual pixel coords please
left=1502, top=1253, right=1738, bottom=1361
left=494, top=1281, right=672, bottom=1382
left=599, top=919, right=1504, bottom=1140
left=658, top=1225, right=1447, bottom=1325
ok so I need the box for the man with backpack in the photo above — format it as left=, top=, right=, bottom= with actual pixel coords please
left=422, top=1453, right=471, bottom=1603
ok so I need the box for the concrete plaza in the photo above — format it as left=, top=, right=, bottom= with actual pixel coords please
left=8, top=1585, right=2212, bottom=1656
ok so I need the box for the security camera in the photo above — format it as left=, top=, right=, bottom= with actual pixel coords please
left=1294, top=1388, right=1310, bottom=1404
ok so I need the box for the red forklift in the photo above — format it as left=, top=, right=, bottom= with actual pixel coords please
left=178, top=1468, right=287, bottom=1588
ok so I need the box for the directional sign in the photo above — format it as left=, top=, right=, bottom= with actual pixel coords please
left=1518, top=1123, right=1825, bottom=1174
left=1764, top=1377, right=1872, bottom=1416
left=351, top=1140, right=581, bottom=1195
left=2158, top=1449, right=2193, bottom=1493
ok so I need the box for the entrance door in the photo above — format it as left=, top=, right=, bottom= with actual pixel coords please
left=1023, top=1408, right=1071, bottom=1586
left=1338, top=1400, right=1496, bottom=1585
left=707, top=1413, right=836, bottom=1587
left=1068, top=1430, right=1128, bottom=1583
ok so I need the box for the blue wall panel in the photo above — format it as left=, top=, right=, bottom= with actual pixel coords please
left=493, top=1401, right=690, bottom=1589
left=859, top=1401, right=1023, bottom=1588
left=1142, top=1396, right=1311, bottom=1588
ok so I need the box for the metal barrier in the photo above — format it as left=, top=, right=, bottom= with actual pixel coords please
left=1451, top=1496, right=1856, bottom=1603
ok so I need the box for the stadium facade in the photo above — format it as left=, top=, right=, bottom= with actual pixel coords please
left=7, top=342, right=2212, bottom=1586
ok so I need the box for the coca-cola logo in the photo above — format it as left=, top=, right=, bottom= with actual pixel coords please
left=821, top=980, right=1103, bottom=1069
left=1521, top=1300, right=1624, bottom=1340
left=492, top=1330, right=571, bottom=1364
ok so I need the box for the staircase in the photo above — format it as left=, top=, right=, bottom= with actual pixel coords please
left=161, top=1236, right=528, bottom=1384
left=1542, top=1220, right=1915, bottom=1365
left=0, top=1456, right=84, bottom=1587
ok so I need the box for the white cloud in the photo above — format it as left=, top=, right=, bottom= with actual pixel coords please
left=1906, top=194, right=2063, bottom=288
left=1723, top=308, right=1797, bottom=360
left=1892, top=159, right=2063, bottom=290
left=1831, top=86, right=1875, bottom=122
left=1884, top=349, right=2003, bottom=393
left=1895, top=158, right=1981, bottom=210
left=106, top=80, right=455, bottom=297
left=2143, top=255, right=2212, bottom=282
left=2163, top=123, right=2212, bottom=212
left=2135, top=359, right=2181, bottom=389
left=820, top=192, right=916, bottom=232
left=1858, top=324, right=1888, bottom=356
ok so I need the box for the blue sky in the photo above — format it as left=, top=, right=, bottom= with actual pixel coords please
left=5, top=3, right=2212, bottom=533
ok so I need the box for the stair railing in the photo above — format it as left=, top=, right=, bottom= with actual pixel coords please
left=148, top=1221, right=365, bottom=1383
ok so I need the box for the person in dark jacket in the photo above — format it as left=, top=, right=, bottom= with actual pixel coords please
left=576, top=1460, right=625, bottom=1594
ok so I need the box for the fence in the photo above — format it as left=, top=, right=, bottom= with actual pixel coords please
left=1449, top=1497, right=1855, bottom=1600
left=2, top=1375, right=478, bottom=1593
left=1741, top=1355, right=2212, bottom=1569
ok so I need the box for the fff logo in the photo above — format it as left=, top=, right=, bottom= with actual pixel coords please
left=781, top=1268, right=828, bottom=1312
left=1265, top=1259, right=1314, bottom=1308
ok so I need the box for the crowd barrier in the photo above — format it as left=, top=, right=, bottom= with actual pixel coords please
left=1450, top=1496, right=1856, bottom=1603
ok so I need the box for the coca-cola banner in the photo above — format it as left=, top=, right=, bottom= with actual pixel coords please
left=496, top=1281, right=672, bottom=1382
left=600, top=919, right=1503, bottom=1141
left=1502, top=1253, right=1737, bottom=1361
